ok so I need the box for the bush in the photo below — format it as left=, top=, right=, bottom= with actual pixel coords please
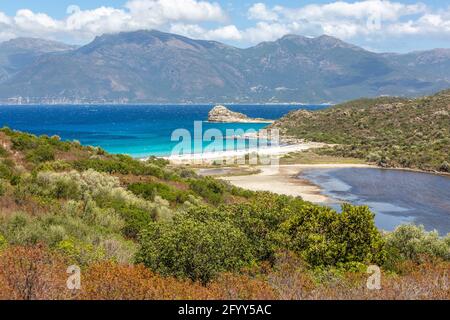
left=72, top=155, right=169, bottom=178
left=189, top=177, right=225, bottom=205
left=0, top=179, right=6, bottom=196
left=0, top=234, right=7, bottom=251
left=56, top=238, right=106, bottom=265
left=0, top=145, right=8, bottom=157
left=136, top=213, right=254, bottom=284
left=112, top=204, right=154, bottom=239
left=128, top=182, right=190, bottom=204
left=280, top=204, right=385, bottom=268
left=206, top=193, right=295, bottom=261
left=26, top=145, right=55, bottom=164
left=0, top=161, right=13, bottom=180
left=0, top=205, right=137, bottom=265
left=384, top=225, right=450, bottom=269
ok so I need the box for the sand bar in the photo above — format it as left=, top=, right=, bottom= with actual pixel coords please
left=219, top=164, right=374, bottom=203
left=163, top=142, right=326, bottom=165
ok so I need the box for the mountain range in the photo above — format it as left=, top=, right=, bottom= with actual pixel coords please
left=0, top=30, right=450, bottom=104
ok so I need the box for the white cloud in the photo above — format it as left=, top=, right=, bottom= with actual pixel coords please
left=14, top=9, right=61, bottom=31
left=0, top=0, right=227, bottom=43
left=245, top=0, right=431, bottom=40
left=243, top=22, right=291, bottom=43
left=125, top=0, right=226, bottom=24
left=169, top=23, right=242, bottom=41
left=248, top=3, right=279, bottom=21
left=0, top=0, right=450, bottom=51
left=205, top=25, right=242, bottom=41
left=0, top=12, right=11, bottom=25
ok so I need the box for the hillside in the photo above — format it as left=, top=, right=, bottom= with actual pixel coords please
left=0, top=127, right=448, bottom=299
left=0, top=38, right=76, bottom=83
left=1, top=30, right=450, bottom=104
left=272, top=90, right=450, bottom=173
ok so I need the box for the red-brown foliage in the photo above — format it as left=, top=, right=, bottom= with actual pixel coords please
left=0, top=245, right=71, bottom=300
left=0, top=245, right=448, bottom=300
left=79, top=262, right=212, bottom=300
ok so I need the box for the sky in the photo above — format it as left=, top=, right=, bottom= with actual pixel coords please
left=1, top=0, right=450, bottom=52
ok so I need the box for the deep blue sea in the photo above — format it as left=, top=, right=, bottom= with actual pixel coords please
left=0, top=104, right=327, bottom=157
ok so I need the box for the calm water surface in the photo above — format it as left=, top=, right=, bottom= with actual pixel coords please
left=300, top=168, right=450, bottom=234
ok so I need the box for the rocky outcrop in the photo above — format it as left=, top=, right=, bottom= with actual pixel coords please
left=208, top=105, right=273, bottom=123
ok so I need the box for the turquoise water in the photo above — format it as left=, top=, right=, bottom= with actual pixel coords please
left=300, top=168, right=450, bottom=234
left=0, top=104, right=327, bottom=157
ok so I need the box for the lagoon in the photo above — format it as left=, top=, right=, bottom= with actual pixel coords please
left=300, top=168, right=450, bottom=234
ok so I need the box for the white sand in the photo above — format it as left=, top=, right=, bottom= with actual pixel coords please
left=164, top=142, right=327, bottom=165
left=220, top=164, right=374, bottom=203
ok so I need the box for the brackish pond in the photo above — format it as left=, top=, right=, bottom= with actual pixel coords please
left=300, top=168, right=450, bottom=235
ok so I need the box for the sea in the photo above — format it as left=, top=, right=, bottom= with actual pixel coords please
left=0, top=104, right=326, bottom=157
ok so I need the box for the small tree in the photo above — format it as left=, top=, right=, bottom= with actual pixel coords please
left=136, top=214, right=254, bottom=284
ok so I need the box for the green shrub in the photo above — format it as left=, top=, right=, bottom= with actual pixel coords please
left=136, top=213, right=254, bottom=283
left=111, top=204, right=153, bottom=239
left=0, top=234, right=7, bottom=250
left=0, top=145, right=8, bottom=157
left=280, top=204, right=385, bottom=268
left=0, top=179, right=6, bottom=196
left=34, top=160, right=73, bottom=172
left=212, top=193, right=294, bottom=261
left=384, top=225, right=450, bottom=269
left=128, top=182, right=190, bottom=204
left=72, top=155, right=168, bottom=178
left=56, top=237, right=106, bottom=265
left=189, top=177, right=225, bottom=205
left=10, top=134, right=38, bottom=151
left=26, top=145, right=55, bottom=164
left=0, top=161, right=13, bottom=180
left=35, top=171, right=83, bottom=200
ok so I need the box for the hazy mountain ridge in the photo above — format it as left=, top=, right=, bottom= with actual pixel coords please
left=0, top=37, right=77, bottom=83
left=0, top=30, right=449, bottom=104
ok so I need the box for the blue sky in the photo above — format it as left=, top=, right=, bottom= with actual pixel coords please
left=1, top=0, right=450, bottom=52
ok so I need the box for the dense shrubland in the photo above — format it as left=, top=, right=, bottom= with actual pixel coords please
left=272, top=90, right=450, bottom=172
left=0, top=128, right=448, bottom=299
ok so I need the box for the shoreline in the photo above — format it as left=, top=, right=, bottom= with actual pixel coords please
left=217, top=163, right=450, bottom=203
left=219, top=164, right=375, bottom=203
left=160, top=142, right=327, bottom=165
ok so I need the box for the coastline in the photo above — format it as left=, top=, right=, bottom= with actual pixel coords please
left=161, top=142, right=327, bottom=165
left=219, top=164, right=375, bottom=203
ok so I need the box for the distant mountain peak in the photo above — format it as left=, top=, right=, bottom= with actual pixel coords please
left=260, top=33, right=363, bottom=52
left=82, top=29, right=231, bottom=53
left=314, top=34, right=362, bottom=49
left=279, top=34, right=309, bottom=41
left=1, top=29, right=450, bottom=104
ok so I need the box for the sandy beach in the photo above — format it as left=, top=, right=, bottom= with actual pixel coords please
left=219, top=164, right=374, bottom=203
left=164, top=142, right=327, bottom=165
